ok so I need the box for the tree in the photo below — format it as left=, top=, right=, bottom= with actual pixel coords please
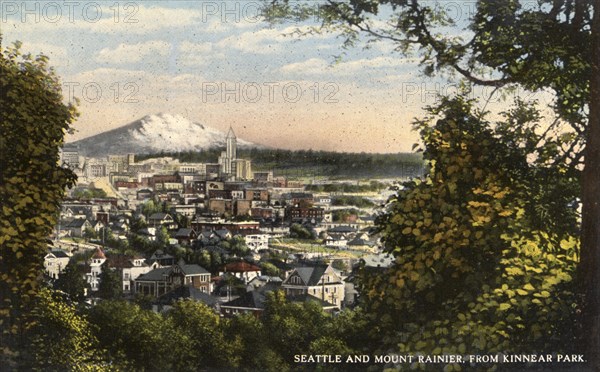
left=266, top=0, right=599, bottom=366
left=87, top=300, right=175, bottom=370
left=96, top=264, right=122, bottom=300
left=262, top=291, right=328, bottom=362
left=166, top=300, right=239, bottom=370
left=356, top=97, right=579, bottom=365
left=19, top=289, right=104, bottom=370
left=54, top=260, right=88, bottom=303
left=289, top=223, right=316, bottom=240
left=0, top=39, right=77, bottom=363
left=260, top=262, right=281, bottom=277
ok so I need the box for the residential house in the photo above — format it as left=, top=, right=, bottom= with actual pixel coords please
left=154, top=284, right=220, bottom=313
left=173, top=228, right=198, bottom=246
left=221, top=285, right=337, bottom=318
left=86, top=247, right=106, bottom=292
left=282, top=263, right=345, bottom=309
left=148, top=250, right=176, bottom=267
left=220, top=261, right=262, bottom=284
left=44, top=249, right=71, bottom=279
left=64, top=218, right=93, bottom=238
left=135, top=262, right=212, bottom=298
left=147, top=213, right=178, bottom=230
left=106, top=255, right=153, bottom=292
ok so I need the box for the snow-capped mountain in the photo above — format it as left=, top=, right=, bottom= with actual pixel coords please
left=68, top=113, right=259, bottom=156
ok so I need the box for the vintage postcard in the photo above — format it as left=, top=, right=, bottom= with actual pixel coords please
left=1, top=0, right=596, bottom=370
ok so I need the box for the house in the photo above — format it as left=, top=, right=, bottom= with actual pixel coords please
left=86, top=247, right=106, bottom=292
left=324, top=234, right=349, bottom=249
left=220, top=261, right=262, bottom=284
left=44, top=249, right=71, bottom=279
left=282, top=263, right=345, bottom=309
left=135, top=262, right=212, bottom=298
left=147, top=212, right=177, bottom=230
left=64, top=218, right=93, bottom=238
left=346, top=236, right=377, bottom=251
left=246, top=275, right=283, bottom=292
left=221, top=285, right=337, bottom=318
left=106, top=255, right=153, bottom=292
left=173, top=228, right=198, bottom=245
left=148, top=250, right=176, bottom=267
left=154, top=284, right=220, bottom=313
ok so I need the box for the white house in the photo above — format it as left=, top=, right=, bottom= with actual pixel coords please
left=44, top=249, right=71, bottom=279
left=86, top=247, right=106, bottom=291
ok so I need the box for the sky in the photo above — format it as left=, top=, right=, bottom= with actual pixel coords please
left=0, top=0, right=552, bottom=153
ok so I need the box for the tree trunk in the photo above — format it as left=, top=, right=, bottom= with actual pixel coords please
left=580, top=2, right=600, bottom=370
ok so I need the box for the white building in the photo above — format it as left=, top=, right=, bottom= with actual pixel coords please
left=44, top=249, right=71, bottom=279
left=244, top=234, right=270, bottom=251
left=87, top=247, right=106, bottom=291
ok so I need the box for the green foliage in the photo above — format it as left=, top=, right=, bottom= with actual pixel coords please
left=20, top=289, right=104, bottom=371
left=72, top=187, right=107, bottom=199
left=358, top=97, right=579, bottom=364
left=87, top=300, right=174, bottom=370
left=166, top=300, right=240, bottom=370
left=331, top=195, right=375, bottom=208
left=289, top=223, right=316, bottom=239
left=0, top=39, right=77, bottom=357
left=332, top=208, right=360, bottom=223
left=54, top=261, right=88, bottom=303
left=262, top=291, right=328, bottom=362
left=96, top=265, right=123, bottom=300
left=220, top=235, right=250, bottom=257
left=306, top=181, right=388, bottom=193
left=260, top=262, right=281, bottom=277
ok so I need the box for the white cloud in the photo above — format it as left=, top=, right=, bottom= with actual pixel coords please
left=280, top=56, right=418, bottom=77
left=216, top=25, right=330, bottom=54
left=17, top=41, right=68, bottom=66
left=280, top=58, right=330, bottom=73
left=96, top=40, right=170, bottom=64
left=3, top=4, right=204, bottom=35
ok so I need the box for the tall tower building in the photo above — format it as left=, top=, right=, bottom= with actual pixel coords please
left=219, top=126, right=238, bottom=177
left=226, top=126, right=237, bottom=161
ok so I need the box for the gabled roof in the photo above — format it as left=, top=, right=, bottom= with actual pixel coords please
left=179, top=264, right=210, bottom=275
left=221, top=290, right=266, bottom=310
left=174, top=228, right=196, bottom=238
left=294, top=265, right=328, bottom=286
left=136, top=267, right=170, bottom=282
left=148, top=212, right=172, bottom=221
left=91, top=247, right=106, bottom=260
left=65, top=218, right=90, bottom=228
left=223, top=261, right=261, bottom=273
left=347, top=237, right=375, bottom=247
left=49, top=249, right=70, bottom=258
left=214, top=229, right=231, bottom=239
left=150, top=250, right=173, bottom=260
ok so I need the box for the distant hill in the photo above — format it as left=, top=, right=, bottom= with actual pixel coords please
left=67, top=113, right=261, bottom=157
left=137, top=148, right=425, bottom=180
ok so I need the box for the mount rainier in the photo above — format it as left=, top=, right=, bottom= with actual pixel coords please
left=68, top=113, right=260, bottom=157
